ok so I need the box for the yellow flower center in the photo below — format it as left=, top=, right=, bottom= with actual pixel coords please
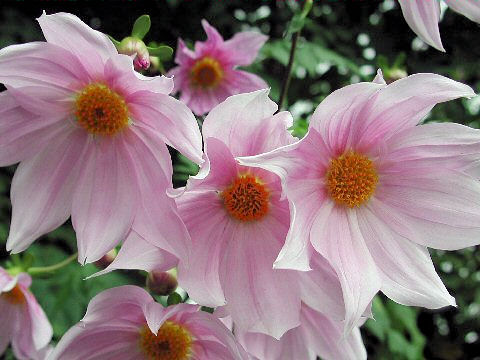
left=190, top=57, right=223, bottom=89
left=326, top=151, right=378, bottom=208
left=2, top=284, right=25, bottom=305
left=221, top=174, right=270, bottom=222
left=139, top=322, right=193, bottom=360
left=75, top=83, right=129, bottom=136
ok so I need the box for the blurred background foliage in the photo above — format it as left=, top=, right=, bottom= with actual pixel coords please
left=0, top=0, right=479, bottom=359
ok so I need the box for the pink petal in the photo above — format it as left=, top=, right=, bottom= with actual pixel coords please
left=310, top=205, right=381, bottom=334
left=128, top=91, right=203, bottom=164
left=23, top=289, right=53, bottom=350
left=398, top=0, right=445, bottom=51
left=72, top=137, right=139, bottom=264
left=223, top=31, right=268, bottom=66
left=224, top=69, right=269, bottom=93
left=358, top=203, right=455, bottom=308
left=220, top=223, right=301, bottom=339
left=376, top=168, right=480, bottom=250
left=173, top=38, right=196, bottom=65
left=0, top=41, right=89, bottom=89
left=37, top=12, right=117, bottom=77
left=0, top=299, right=15, bottom=354
left=126, top=126, right=191, bottom=259
left=88, top=231, right=177, bottom=279
left=203, top=90, right=294, bottom=156
left=81, top=285, right=151, bottom=325
left=445, top=0, right=480, bottom=22
left=6, top=127, right=87, bottom=253
left=195, top=19, right=224, bottom=55
left=372, top=69, right=386, bottom=84
left=0, top=92, right=67, bottom=167
left=104, top=55, right=173, bottom=95
left=355, top=74, right=475, bottom=151
left=176, top=190, right=230, bottom=307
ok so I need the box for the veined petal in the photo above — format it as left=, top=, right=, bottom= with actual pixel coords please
left=88, top=232, right=177, bottom=279
left=72, top=136, right=139, bottom=264
left=359, top=203, right=455, bottom=308
left=176, top=191, right=229, bottom=307
left=398, top=0, right=444, bottom=51
left=37, top=12, right=117, bottom=77
left=310, top=205, right=381, bottom=334
left=195, top=19, right=224, bottom=55
left=224, top=70, right=269, bottom=94
left=220, top=223, right=301, bottom=339
left=445, top=0, right=480, bottom=23
left=355, top=74, right=475, bottom=151
left=23, top=289, right=53, bottom=350
left=223, top=31, right=268, bottom=66
left=128, top=91, right=202, bottom=164
left=7, top=127, right=87, bottom=253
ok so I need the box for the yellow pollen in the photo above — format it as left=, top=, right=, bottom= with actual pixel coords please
left=326, top=151, right=378, bottom=208
left=2, top=285, right=26, bottom=305
left=139, top=322, right=193, bottom=360
left=190, top=57, right=223, bottom=89
left=221, top=174, right=269, bottom=222
left=75, top=83, right=129, bottom=136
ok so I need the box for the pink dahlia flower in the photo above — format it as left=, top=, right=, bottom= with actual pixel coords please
left=398, top=0, right=480, bottom=51
left=0, top=12, right=202, bottom=263
left=168, top=20, right=268, bottom=115
left=239, top=71, right=480, bottom=329
left=0, top=267, right=52, bottom=360
left=232, top=304, right=366, bottom=360
left=50, top=285, right=249, bottom=360
left=173, top=90, right=361, bottom=339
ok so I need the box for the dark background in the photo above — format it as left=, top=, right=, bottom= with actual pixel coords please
left=0, top=0, right=479, bottom=359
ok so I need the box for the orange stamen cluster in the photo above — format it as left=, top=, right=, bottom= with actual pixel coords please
left=190, top=57, right=223, bottom=89
left=221, top=174, right=269, bottom=222
left=139, top=322, right=193, bottom=360
left=326, top=151, right=378, bottom=208
left=75, top=83, right=129, bottom=136
left=2, top=285, right=26, bottom=305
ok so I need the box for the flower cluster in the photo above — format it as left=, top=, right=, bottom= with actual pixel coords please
left=0, top=9, right=479, bottom=360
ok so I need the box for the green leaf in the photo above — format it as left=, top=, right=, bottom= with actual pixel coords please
left=107, top=34, right=121, bottom=47
left=132, top=15, right=151, bottom=40
left=147, top=45, right=174, bottom=61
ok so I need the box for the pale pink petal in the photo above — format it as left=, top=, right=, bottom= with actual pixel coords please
left=372, top=68, right=386, bottom=84
left=195, top=19, right=224, bottom=55
left=203, top=90, right=295, bottom=156
left=81, top=285, right=151, bottom=325
left=183, top=86, right=225, bottom=116
left=398, top=0, right=444, bottom=51
left=225, top=70, right=268, bottom=93
left=37, top=12, right=117, bottom=77
left=376, top=168, right=480, bottom=250
left=223, top=31, right=268, bottom=66
left=88, top=231, right=177, bottom=278
left=445, top=0, right=480, bottom=22
left=359, top=203, right=455, bottom=308
left=104, top=55, right=173, bottom=95
left=0, top=299, right=15, bottom=354
left=301, top=305, right=367, bottom=360
left=220, top=223, right=301, bottom=339
left=309, top=81, right=384, bottom=154
left=0, top=92, right=68, bottom=167
left=49, top=324, right=141, bottom=360
left=173, top=38, right=196, bottom=65
left=310, top=205, right=381, bottom=334
left=6, top=127, right=87, bottom=253
left=126, top=125, right=191, bottom=259
left=299, top=253, right=345, bottom=321
left=72, top=137, right=139, bottom=264
left=355, top=74, right=475, bottom=151
left=176, top=191, right=230, bottom=307
left=0, top=42, right=89, bottom=89
left=23, top=289, right=53, bottom=350
left=128, top=91, right=203, bottom=164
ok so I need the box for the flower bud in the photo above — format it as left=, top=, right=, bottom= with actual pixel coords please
left=146, top=269, right=178, bottom=296
left=94, top=248, right=117, bottom=270
left=118, top=36, right=150, bottom=71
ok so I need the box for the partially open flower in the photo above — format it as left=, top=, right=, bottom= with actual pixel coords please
left=118, top=36, right=150, bottom=70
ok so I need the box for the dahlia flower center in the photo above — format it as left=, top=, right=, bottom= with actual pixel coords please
left=2, top=285, right=25, bottom=305
left=75, top=83, right=129, bottom=136
left=139, top=322, right=193, bottom=360
left=326, top=151, right=378, bottom=208
left=190, top=57, right=223, bottom=88
left=221, top=174, right=269, bottom=222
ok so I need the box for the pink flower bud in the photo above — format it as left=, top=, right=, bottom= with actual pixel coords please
left=94, top=248, right=117, bottom=270
left=118, top=36, right=150, bottom=71
left=146, top=269, right=178, bottom=296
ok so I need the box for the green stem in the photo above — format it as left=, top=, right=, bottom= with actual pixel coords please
left=27, top=253, right=78, bottom=276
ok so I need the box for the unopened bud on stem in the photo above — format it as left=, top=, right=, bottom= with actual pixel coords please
left=118, top=36, right=150, bottom=71
left=146, top=269, right=178, bottom=296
